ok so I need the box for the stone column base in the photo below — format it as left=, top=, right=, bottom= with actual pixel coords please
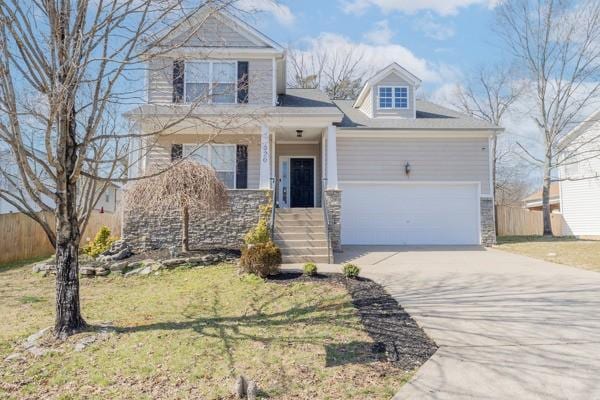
left=324, top=189, right=342, bottom=252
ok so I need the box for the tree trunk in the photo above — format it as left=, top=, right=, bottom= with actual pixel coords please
left=542, top=157, right=553, bottom=237
left=54, top=106, right=86, bottom=338
left=182, top=204, right=190, bottom=252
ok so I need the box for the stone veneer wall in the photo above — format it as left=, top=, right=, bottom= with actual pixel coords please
left=480, top=198, right=496, bottom=246
left=123, top=190, right=271, bottom=251
left=324, top=190, right=342, bottom=252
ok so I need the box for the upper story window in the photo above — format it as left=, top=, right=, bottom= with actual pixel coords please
left=185, top=61, right=237, bottom=104
left=378, top=86, right=409, bottom=109
left=183, top=144, right=236, bottom=188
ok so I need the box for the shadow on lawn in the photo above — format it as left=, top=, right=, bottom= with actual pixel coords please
left=496, top=235, right=579, bottom=245
left=116, top=293, right=376, bottom=372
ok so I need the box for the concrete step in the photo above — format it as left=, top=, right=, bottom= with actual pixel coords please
left=279, top=247, right=329, bottom=256
left=276, top=220, right=325, bottom=228
left=276, top=213, right=324, bottom=221
left=274, top=226, right=326, bottom=234
left=282, top=255, right=331, bottom=264
left=274, top=232, right=328, bottom=241
left=274, top=240, right=329, bottom=249
left=276, top=208, right=323, bottom=214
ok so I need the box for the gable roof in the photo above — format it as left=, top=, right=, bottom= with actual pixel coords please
left=152, top=5, right=284, bottom=52
left=354, top=63, right=422, bottom=108
left=334, top=99, right=501, bottom=131
left=523, top=183, right=560, bottom=205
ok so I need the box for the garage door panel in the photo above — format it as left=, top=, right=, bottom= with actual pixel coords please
left=341, top=183, right=480, bottom=245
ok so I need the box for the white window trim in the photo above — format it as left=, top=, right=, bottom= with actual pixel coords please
left=377, top=85, right=409, bottom=110
left=183, top=144, right=237, bottom=188
left=184, top=60, right=238, bottom=105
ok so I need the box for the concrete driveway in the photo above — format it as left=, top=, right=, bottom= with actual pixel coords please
left=335, top=246, right=600, bottom=399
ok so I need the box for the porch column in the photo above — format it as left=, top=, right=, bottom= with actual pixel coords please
left=259, top=124, right=271, bottom=189
left=326, top=125, right=338, bottom=189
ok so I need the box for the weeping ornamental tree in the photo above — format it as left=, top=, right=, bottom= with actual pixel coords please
left=0, top=0, right=243, bottom=338
left=125, top=161, right=229, bottom=253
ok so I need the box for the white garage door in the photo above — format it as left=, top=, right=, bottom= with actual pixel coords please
left=341, top=182, right=481, bottom=245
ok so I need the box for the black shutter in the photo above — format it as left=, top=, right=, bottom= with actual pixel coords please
left=171, top=144, right=183, bottom=161
left=173, top=60, right=185, bottom=103
left=236, top=145, right=248, bottom=189
left=237, top=61, right=249, bottom=104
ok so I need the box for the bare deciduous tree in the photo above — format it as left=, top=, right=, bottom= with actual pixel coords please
left=288, top=45, right=366, bottom=99
left=125, top=161, right=228, bottom=252
left=0, top=0, right=249, bottom=337
left=497, top=0, right=600, bottom=236
left=453, top=65, right=526, bottom=206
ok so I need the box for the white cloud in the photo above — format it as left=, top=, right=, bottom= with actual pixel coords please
left=416, top=13, right=455, bottom=40
left=295, top=32, right=451, bottom=83
left=237, top=0, right=296, bottom=26
left=364, top=20, right=394, bottom=45
left=341, top=0, right=500, bottom=16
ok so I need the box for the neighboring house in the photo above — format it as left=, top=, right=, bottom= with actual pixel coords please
left=125, top=6, right=500, bottom=260
left=559, top=109, right=600, bottom=238
left=523, top=183, right=561, bottom=212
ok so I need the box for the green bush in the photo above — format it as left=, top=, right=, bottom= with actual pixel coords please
left=342, top=264, right=360, bottom=279
left=83, top=226, right=117, bottom=258
left=244, top=219, right=270, bottom=245
left=239, top=242, right=282, bottom=278
left=303, top=262, right=318, bottom=276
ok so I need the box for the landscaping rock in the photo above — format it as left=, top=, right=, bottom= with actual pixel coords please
left=32, top=261, right=55, bottom=274
left=97, top=239, right=132, bottom=262
left=187, top=256, right=205, bottom=266
left=80, top=266, right=96, bottom=277
left=94, top=268, right=110, bottom=277
left=110, top=261, right=129, bottom=272
left=162, top=258, right=187, bottom=268
left=233, top=376, right=247, bottom=398
left=246, top=381, right=258, bottom=400
left=74, top=335, right=97, bottom=352
left=4, top=352, right=24, bottom=362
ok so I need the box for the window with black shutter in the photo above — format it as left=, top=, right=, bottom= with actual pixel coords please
left=236, top=145, right=248, bottom=189
left=173, top=60, right=185, bottom=103
left=237, top=61, right=249, bottom=104
left=171, top=144, right=183, bottom=161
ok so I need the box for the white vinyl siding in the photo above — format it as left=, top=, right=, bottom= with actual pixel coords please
left=147, top=58, right=273, bottom=106
left=337, top=137, right=491, bottom=195
left=169, top=15, right=259, bottom=48
left=145, top=134, right=261, bottom=189
left=560, top=128, right=600, bottom=236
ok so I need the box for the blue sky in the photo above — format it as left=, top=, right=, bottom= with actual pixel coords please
left=241, top=0, right=503, bottom=95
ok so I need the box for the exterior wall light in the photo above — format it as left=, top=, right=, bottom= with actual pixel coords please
left=296, top=130, right=303, bottom=138
left=405, top=161, right=411, bottom=175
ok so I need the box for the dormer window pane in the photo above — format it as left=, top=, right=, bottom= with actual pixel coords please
left=379, top=87, right=393, bottom=108
left=394, top=87, right=408, bottom=109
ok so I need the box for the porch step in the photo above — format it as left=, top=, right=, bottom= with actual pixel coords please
left=282, top=255, right=331, bottom=264
left=275, top=239, right=329, bottom=248
left=274, top=226, right=326, bottom=234
left=274, top=232, right=327, bottom=241
left=274, top=208, right=330, bottom=263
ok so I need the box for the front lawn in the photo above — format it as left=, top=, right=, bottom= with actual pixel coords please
left=496, top=236, right=600, bottom=272
left=0, top=263, right=411, bottom=399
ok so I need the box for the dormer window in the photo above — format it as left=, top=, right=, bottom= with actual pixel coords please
left=378, top=86, right=409, bottom=109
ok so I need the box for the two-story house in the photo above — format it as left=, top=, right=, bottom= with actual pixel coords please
left=124, top=6, right=500, bottom=262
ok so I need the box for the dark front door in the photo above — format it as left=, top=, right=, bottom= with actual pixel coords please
left=290, top=158, right=315, bottom=208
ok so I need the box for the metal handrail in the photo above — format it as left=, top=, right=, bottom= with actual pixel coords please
left=321, top=178, right=332, bottom=264
left=269, top=177, right=277, bottom=240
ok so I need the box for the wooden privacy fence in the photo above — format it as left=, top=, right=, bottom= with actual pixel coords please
left=496, top=206, right=565, bottom=237
left=0, top=211, right=121, bottom=264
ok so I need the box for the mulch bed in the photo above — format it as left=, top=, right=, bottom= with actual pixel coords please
left=270, top=272, right=438, bottom=370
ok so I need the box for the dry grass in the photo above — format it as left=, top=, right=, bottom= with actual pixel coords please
left=496, top=236, right=600, bottom=272
left=0, top=263, right=411, bottom=399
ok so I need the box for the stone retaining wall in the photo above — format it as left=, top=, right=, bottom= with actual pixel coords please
left=123, top=190, right=271, bottom=251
